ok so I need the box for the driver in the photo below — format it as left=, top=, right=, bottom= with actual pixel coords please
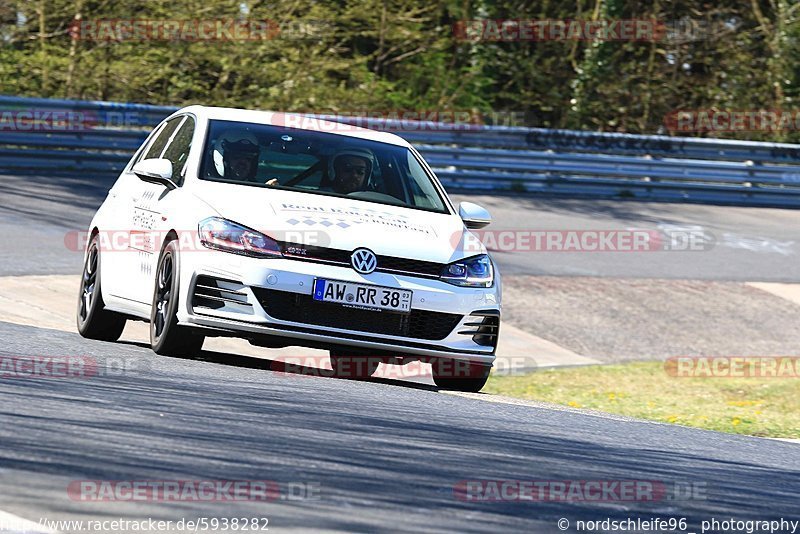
left=212, top=129, right=260, bottom=181
left=328, top=148, right=376, bottom=194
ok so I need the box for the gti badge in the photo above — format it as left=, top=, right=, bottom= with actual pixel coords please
left=351, top=248, right=377, bottom=274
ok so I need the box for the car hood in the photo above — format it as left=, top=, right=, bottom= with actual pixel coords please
left=192, top=182, right=483, bottom=264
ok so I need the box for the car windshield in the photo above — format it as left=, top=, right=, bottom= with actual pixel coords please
left=199, top=119, right=449, bottom=213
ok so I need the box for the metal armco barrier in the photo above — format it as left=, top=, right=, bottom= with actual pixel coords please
left=2, top=95, right=800, bottom=207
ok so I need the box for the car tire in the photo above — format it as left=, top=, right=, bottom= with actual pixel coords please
left=431, top=359, right=492, bottom=392
left=76, top=233, right=127, bottom=341
left=150, top=239, right=205, bottom=356
left=329, top=350, right=381, bottom=378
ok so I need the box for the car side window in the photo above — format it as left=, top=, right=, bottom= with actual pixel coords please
left=405, top=151, right=441, bottom=209
left=143, top=117, right=182, bottom=160
left=128, top=122, right=164, bottom=170
left=161, top=116, right=195, bottom=184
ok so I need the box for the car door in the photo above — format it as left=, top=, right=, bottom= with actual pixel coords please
left=100, top=119, right=169, bottom=304
left=129, top=115, right=197, bottom=305
left=108, top=116, right=185, bottom=304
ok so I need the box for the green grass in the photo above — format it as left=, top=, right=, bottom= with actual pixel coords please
left=484, top=361, right=800, bottom=438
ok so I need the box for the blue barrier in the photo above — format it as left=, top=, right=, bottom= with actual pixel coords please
left=2, top=94, right=800, bottom=207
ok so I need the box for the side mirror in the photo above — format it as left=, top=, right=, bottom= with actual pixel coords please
left=132, top=158, right=176, bottom=190
left=458, top=201, right=491, bottom=229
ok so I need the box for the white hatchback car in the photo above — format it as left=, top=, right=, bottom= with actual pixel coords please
left=77, top=106, right=501, bottom=391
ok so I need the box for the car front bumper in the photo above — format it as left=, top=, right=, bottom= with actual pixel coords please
left=177, top=250, right=501, bottom=365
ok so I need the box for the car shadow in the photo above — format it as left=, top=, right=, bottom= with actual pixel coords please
left=115, top=339, right=440, bottom=392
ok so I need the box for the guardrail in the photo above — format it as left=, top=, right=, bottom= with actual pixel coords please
left=2, top=95, right=800, bottom=207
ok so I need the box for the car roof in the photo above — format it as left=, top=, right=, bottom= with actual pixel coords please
left=172, top=105, right=412, bottom=148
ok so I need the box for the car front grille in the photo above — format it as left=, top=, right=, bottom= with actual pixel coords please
left=377, top=255, right=442, bottom=277
left=252, top=288, right=462, bottom=340
left=279, top=242, right=444, bottom=278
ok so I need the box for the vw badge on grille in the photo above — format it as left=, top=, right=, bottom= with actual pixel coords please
left=351, top=248, right=377, bottom=274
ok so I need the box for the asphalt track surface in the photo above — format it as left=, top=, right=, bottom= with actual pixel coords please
left=1, top=172, right=800, bottom=532
left=1, top=321, right=799, bottom=533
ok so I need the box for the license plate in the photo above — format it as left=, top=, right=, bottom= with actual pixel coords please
left=312, top=279, right=412, bottom=313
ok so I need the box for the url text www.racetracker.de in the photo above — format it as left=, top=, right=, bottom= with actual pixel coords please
left=2, top=516, right=271, bottom=532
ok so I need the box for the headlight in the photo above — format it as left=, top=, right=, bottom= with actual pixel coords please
left=198, top=217, right=282, bottom=257
left=440, top=254, right=493, bottom=287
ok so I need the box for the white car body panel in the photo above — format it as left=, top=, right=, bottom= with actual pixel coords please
left=190, top=183, right=468, bottom=263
